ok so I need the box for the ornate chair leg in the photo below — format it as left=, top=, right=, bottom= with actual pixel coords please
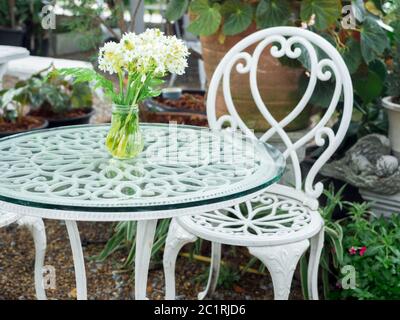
left=163, top=219, right=197, bottom=300
left=248, top=240, right=309, bottom=300
left=308, top=228, right=324, bottom=300
left=198, top=242, right=221, bottom=300
left=17, top=216, right=47, bottom=300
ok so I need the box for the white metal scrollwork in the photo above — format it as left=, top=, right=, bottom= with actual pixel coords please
left=206, top=27, right=353, bottom=198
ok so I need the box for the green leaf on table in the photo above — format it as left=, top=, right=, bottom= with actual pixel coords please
left=255, top=0, right=290, bottom=28
left=360, top=16, right=390, bottom=64
left=222, top=0, right=253, bottom=35
left=354, top=70, right=384, bottom=103
left=300, top=0, right=341, bottom=30
left=187, top=0, right=222, bottom=36
left=165, top=0, right=189, bottom=22
left=342, top=38, right=362, bottom=74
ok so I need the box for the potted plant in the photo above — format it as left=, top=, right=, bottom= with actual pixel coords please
left=0, top=87, right=48, bottom=138
left=140, top=89, right=208, bottom=126
left=166, top=0, right=393, bottom=135
left=383, top=46, right=400, bottom=158
left=0, top=0, right=49, bottom=55
left=23, top=69, right=95, bottom=128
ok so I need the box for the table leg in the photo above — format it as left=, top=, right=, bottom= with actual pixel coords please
left=65, top=220, right=87, bottom=300
left=135, top=219, right=158, bottom=300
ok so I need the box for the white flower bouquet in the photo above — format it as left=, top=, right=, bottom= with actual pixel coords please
left=54, top=28, right=189, bottom=159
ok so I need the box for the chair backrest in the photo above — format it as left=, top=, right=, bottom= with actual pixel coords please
left=206, top=26, right=353, bottom=200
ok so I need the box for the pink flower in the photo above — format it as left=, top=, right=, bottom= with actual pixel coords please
left=359, top=246, right=367, bottom=256
left=348, top=246, right=357, bottom=255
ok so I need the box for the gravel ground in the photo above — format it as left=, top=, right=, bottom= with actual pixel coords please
left=0, top=220, right=303, bottom=300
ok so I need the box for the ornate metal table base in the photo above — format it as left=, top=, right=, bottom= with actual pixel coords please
left=63, top=219, right=158, bottom=300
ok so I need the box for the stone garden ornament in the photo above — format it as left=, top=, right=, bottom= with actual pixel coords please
left=321, top=134, right=400, bottom=195
left=163, top=27, right=353, bottom=300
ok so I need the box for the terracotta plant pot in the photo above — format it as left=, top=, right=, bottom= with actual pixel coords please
left=200, top=24, right=310, bottom=132
left=382, top=96, right=400, bottom=158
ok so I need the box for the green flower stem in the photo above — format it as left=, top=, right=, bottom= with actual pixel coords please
left=105, top=105, right=143, bottom=159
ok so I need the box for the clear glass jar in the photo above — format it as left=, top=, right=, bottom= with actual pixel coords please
left=105, top=104, right=144, bottom=159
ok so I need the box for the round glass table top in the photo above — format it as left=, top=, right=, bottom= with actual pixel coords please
left=0, top=124, right=285, bottom=213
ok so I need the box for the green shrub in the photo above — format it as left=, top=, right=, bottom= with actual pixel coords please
left=337, top=206, right=400, bottom=299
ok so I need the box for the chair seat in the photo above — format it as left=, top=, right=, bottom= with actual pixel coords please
left=0, top=211, right=20, bottom=228
left=177, top=184, right=324, bottom=247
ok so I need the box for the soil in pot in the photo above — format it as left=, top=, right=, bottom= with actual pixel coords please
left=154, top=93, right=205, bottom=113
left=200, top=24, right=310, bottom=132
left=0, top=116, right=48, bottom=137
left=141, top=90, right=207, bottom=126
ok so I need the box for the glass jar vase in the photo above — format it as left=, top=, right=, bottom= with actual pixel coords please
left=105, top=104, right=144, bottom=159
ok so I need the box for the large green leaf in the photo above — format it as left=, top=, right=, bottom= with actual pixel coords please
left=187, top=0, right=222, bottom=36
left=354, top=70, right=384, bottom=103
left=360, top=16, right=390, bottom=64
left=300, top=0, right=341, bottom=30
left=390, top=20, right=400, bottom=43
left=342, top=38, right=362, bottom=74
left=222, top=1, right=253, bottom=35
left=255, top=0, right=290, bottom=28
left=165, top=0, right=189, bottom=22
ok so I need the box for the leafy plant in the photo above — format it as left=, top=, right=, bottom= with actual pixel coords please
left=337, top=205, right=400, bottom=299
left=96, top=220, right=171, bottom=268
left=166, top=1, right=396, bottom=143
left=0, top=88, right=26, bottom=124
left=58, top=0, right=148, bottom=50
left=300, top=183, right=400, bottom=300
left=15, top=67, right=93, bottom=115
left=0, top=66, right=92, bottom=126
left=386, top=45, right=400, bottom=99
left=196, top=263, right=241, bottom=290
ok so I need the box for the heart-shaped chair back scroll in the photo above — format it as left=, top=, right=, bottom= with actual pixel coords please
left=206, top=26, right=353, bottom=200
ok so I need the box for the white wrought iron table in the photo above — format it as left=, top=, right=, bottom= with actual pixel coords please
left=0, top=124, right=285, bottom=300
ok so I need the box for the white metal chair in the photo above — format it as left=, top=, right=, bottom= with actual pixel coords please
left=0, top=212, right=47, bottom=300
left=163, top=26, right=353, bottom=300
